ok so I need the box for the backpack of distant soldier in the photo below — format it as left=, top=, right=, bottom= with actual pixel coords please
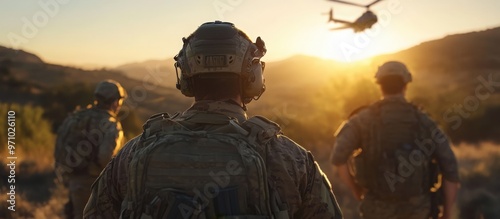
left=121, top=113, right=290, bottom=219
left=54, top=108, right=101, bottom=175
left=351, top=100, right=435, bottom=200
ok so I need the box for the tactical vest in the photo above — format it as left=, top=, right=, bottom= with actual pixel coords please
left=351, top=100, right=434, bottom=200
left=121, top=112, right=290, bottom=219
left=54, top=108, right=106, bottom=175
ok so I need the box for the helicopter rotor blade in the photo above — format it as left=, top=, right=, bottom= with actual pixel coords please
left=330, top=26, right=351, bottom=31
left=330, top=18, right=352, bottom=24
left=366, top=0, right=384, bottom=8
left=326, top=0, right=366, bottom=8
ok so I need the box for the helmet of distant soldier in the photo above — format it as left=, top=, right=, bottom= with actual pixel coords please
left=174, top=21, right=267, bottom=104
left=94, top=79, right=127, bottom=102
left=375, top=61, right=412, bottom=83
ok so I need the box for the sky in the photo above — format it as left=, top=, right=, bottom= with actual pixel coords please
left=1, top=0, right=500, bottom=68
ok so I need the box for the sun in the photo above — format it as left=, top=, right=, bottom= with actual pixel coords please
left=301, top=25, right=394, bottom=62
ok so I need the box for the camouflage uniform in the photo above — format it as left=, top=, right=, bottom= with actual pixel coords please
left=55, top=80, right=126, bottom=219
left=84, top=100, right=342, bottom=219
left=330, top=95, right=460, bottom=219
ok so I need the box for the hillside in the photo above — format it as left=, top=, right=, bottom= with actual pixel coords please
left=0, top=46, right=191, bottom=130
left=0, top=46, right=44, bottom=64
left=115, top=27, right=500, bottom=98
left=374, top=27, right=500, bottom=71
left=2, top=26, right=500, bottom=143
left=114, top=58, right=177, bottom=88
left=2, top=26, right=500, bottom=219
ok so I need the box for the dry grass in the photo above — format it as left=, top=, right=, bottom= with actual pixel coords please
left=452, top=143, right=500, bottom=219
left=0, top=146, right=67, bottom=219
left=453, top=142, right=500, bottom=191
left=0, top=143, right=499, bottom=218
left=0, top=182, right=68, bottom=219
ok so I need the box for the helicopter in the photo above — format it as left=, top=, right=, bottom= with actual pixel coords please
left=325, top=0, right=384, bottom=32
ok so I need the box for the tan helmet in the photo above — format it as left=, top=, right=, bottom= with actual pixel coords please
left=174, top=21, right=267, bottom=104
left=94, top=80, right=127, bottom=101
left=375, top=61, right=412, bottom=83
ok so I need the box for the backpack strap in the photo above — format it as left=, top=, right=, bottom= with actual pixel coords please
left=241, top=116, right=290, bottom=218
left=127, top=112, right=197, bottom=217
left=241, top=116, right=282, bottom=146
left=142, top=112, right=171, bottom=135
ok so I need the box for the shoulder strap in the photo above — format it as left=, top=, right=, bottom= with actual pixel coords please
left=348, top=105, right=370, bottom=118
left=242, top=116, right=282, bottom=145
left=141, top=112, right=174, bottom=138
left=242, top=117, right=294, bottom=218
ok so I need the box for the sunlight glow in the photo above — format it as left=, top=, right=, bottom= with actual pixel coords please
left=0, top=0, right=499, bottom=67
left=300, top=24, right=399, bottom=62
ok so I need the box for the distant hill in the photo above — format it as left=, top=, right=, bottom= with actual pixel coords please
left=0, top=45, right=44, bottom=64
left=114, top=58, right=177, bottom=88
left=0, top=46, right=190, bottom=122
left=114, top=26, right=500, bottom=92
left=374, top=27, right=500, bottom=71
left=2, top=26, right=500, bottom=143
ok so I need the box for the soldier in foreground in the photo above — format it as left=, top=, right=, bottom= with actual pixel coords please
left=330, top=61, right=460, bottom=219
left=54, top=80, right=126, bottom=219
left=84, top=21, right=342, bottom=219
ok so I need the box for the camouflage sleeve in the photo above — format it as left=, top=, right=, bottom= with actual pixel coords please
left=84, top=136, right=140, bottom=219
left=295, top=152, right=343, bottom=219
left=431, top=128, right=460, bottom=182
left=417, top=112, right=460, bottom=182
left=97, top=119, right=124, bottom=168
left=330, top=119, right=361, bottom=166
left=266, top=136, right=342, bottom=218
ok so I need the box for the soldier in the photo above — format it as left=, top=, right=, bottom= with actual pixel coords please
left=54, top=80, right=126, bottom=219
left=84, top=21, right=342, bottom=219
left=330, top=61, right=460, bottom=219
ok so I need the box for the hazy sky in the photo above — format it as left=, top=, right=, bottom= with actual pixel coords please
left=1, top=0, right=499, bottom=68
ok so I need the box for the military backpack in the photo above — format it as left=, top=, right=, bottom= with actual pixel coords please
left=54, top=107, right=105, bottom=175
left=350, top=99, right=435, bottom=200
left=121, top=112, right=289, bottom=219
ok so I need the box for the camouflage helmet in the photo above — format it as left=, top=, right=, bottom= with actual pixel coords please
left=94, top=80, right=127, bottom=101
left=174, top=21, right=267, bottom=103
left=375, top=61, right=412, bottom=83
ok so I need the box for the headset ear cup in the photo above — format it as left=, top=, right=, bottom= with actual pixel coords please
left=243, top=61, right=265, bottom=100
left=179, top=76, right=194, bottom=97
left=175, top=46, right=195, bottom=97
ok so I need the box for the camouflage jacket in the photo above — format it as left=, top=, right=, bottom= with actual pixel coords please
left=84, top=100, right=343, bottom=219
left=54, top=105, right=124, bottom=177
